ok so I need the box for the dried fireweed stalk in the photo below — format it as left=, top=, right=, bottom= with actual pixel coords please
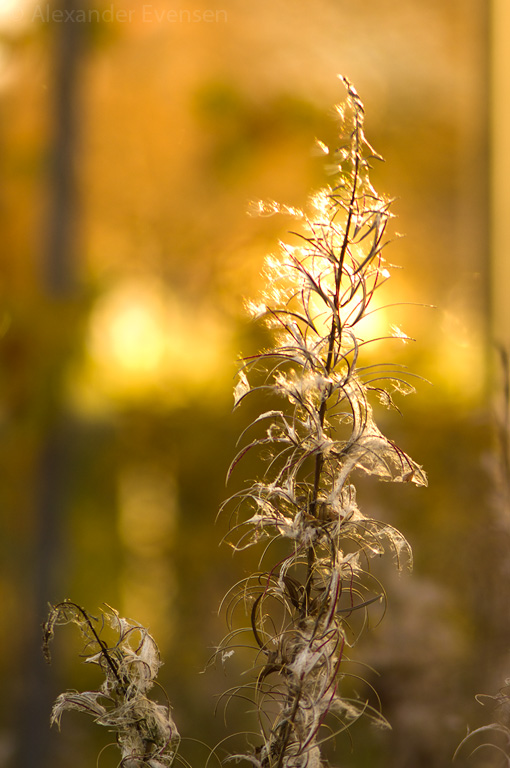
left=43, top=601, right=180, bottom=767
left=219, top=77, right=427, bottom=767
left=454, top=350, right=510, bottom=766
left=454, top=682, right=510, bottom=765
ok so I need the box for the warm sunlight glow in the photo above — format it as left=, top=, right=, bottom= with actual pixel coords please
left=0, top=0, right=33, bottom=29
left=109, top=302, right=166, bottom=373
left=80, top=278, right=231, bottom=406
left=90, top=281, right=168, bottom=382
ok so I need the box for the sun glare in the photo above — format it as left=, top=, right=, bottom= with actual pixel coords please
left=82, top=278, right=231, bottom=406
left=0, top=0, right=33, bottom=29
left=109, top=301, right=166, bottom=374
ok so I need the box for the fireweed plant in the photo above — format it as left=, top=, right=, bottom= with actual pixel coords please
left=218, top=76, right=427, bottom=767
left=454, top=682, right=510, bottom=765
left=454, top=349, right=510, bottom=766
left=43, top=601, right=181, bottom=767
left=44, top=79, right=427, bottom=767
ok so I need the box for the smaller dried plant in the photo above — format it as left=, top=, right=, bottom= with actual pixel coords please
left=454, top=349, right=510, bottom=767
left=454, top=683, right=510, bottom=766
left=43, top=601, right=180, bottom=767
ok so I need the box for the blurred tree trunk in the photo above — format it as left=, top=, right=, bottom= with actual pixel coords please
left=44, top=0, right=83, bottom=295
left=17, top=3, right=85, bottom=767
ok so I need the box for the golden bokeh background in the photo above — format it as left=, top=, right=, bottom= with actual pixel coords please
left=0, top=1, right=507, bottom=766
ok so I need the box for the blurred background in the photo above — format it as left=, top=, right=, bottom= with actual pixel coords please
left=0, top=0, right=508, bottom=766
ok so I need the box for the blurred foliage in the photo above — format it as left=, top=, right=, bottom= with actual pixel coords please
left=0, top=1, right=499, bottom=767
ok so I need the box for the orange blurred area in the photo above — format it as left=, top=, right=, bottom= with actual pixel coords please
left=0, top=2, right=506, bottom=767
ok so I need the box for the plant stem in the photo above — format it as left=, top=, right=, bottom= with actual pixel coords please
left=305, top=136, right=361, bottom=611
